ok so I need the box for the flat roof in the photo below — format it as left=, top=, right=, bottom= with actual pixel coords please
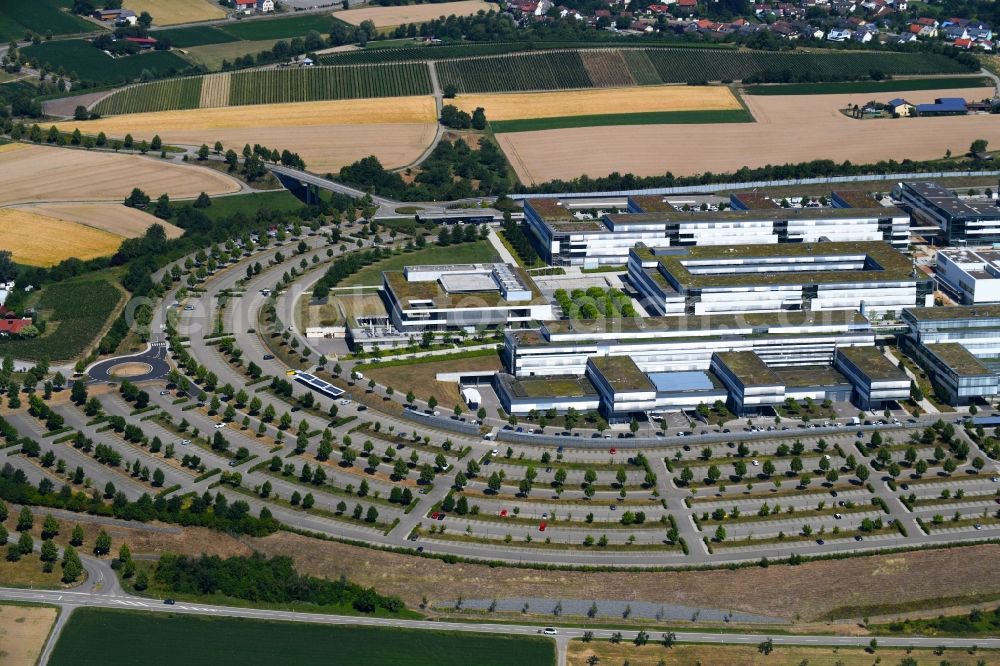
left=649, top=370, right=719, bottom=392
left=924, top=342, right=992, bottom=377
left=606, top=206, right=904, bottom=226
left=525, top=198, right=575, bottom=222
left=837, top=345, right=908, bottom=381
left=588, top=355, right=655, bottom=392
left=831, top=190, right=879, bottom=208
left=543, top=310, right=868, bottom=337
left=904, top=305, right=1000, bottom=321
left=730, top=191, right=781, bottom=210
left=546, top=218, right=608, bottom=232
left=636, top=240, right=915, bottom=289
left=628, top=195, right=678, bottom=213
left=386, top=270, right=540, bottom=308
left=773, top=365, right=851, bottom=388
left=904, top=181, right=1000, bottom=220
left=500, top=373, right=599, bottom=399
left=713, top=351, right=782, bottom=387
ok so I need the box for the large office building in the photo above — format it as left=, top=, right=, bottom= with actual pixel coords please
left=522, top=195, right=909, bottom=267
left=901, top=305, right=1000, bottom=404
left=495, top=311, right=891, bottom=417
left=628, top=241, right=931, bottom=317
left=381, top=262, right=554, bottom=333
left=897, top=181, right=1000, bottom=245
left=935, top=247, right=1000, bottom=304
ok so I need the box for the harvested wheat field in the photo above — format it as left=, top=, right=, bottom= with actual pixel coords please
left=0, top=208, right=123, bottom=266
left=124, top=0, right=225, bottom=25
left=0, top=603, right=58, bottom=666
left=59, top=97, right=438, bottom=172
left=456, top=85, right=741, bottom=121
left=498, top=86, right=1000, bottom=184
left=0, top=144, right=240, bottom=205
left=13, top=203, right=183, bottom=239
left=337, top=0, right=492, bottom=26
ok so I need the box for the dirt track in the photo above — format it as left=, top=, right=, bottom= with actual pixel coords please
left=497, top=87, right=1000, bottom=184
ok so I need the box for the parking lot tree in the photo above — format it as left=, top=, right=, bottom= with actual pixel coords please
left=365, top=506, right=379, bottom=523
left=630, top=418, right=639, bottom=435
left=428, top=396, right=438, bottom=411
left=707, top=465, right=721, bottom=483
left=737, top=442, right=749, bottom=457
left=584, top=468, right=597, bottom=486
left=679, top=467, right=694, bottom=485
left=466, top=459, right=480, bottom=477
left=487, top=471, right=502, bottom=493
left=762, top=459, right=776, bottom=477
left=17, top=531, right=33, bottom=555
left=16, top=506, right=33, bottom=531
left=94, top=529, right=111, bottom=556
left=943, top=458, right=958, bottom=474
left=733, top=460, right=747, bottom=480
left=70, top=524, right=84, bottom=547
left=420, top=464, right=435, bottom=484
left=41, top=514, right=59, bottom=539
left=61, top=545, right=82, bottom=583
left=799, top=474, right=812, bottom=488
left=714, top=525, right=726, bottom=542
left=825, top=470, right=839, bottom=484
left=616, top=468, right=627, bottom=487
left=70, top=380, right=87, bottom=405
left=302, top=493, right=315, bottom=510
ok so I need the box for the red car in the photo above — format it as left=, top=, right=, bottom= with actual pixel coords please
left=499, top=509, right=509, bottom=517
left=430, top=512, right=440, bottom=519
left=609, top=448, right=617, bottom=455
left=538, top=523, right=547, bottom=531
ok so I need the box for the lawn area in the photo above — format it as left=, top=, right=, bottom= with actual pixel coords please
left=0, top=553, right=77, bottom=588
left=339, top=240, right=496, bottom=287
left=567, top=639, right=998, bottom=665
left=490, top=109, right=752, bottom=133
left=49, top=609, right=556, bottom=666
left=219, top=13, right=348, bottom=41
left=365, top=350, right=501, bottom=406
left=0, top=273, right=124, bottom=362
left=21, top=40, right=190, bottom=85
left=182, top=39, right=280, bottom=70
left=745, top=76, right=993, bottom=96
left=175, top=190, right=303, bottom=221
left=0, top=0, right=96, bottom=43
left=0, top=602, right=59, bottom=666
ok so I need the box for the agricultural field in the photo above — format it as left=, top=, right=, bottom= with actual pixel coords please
left=91, top=63, right=432, bottom=113
left=123, top=0, right=226, bottom=26
left=20, top=40, right=191, bottom=85
left=490, top=110, right=752, bottom=133
left=153, top=25, right=239, bottom=48
left=745, top=75, right=994, bottom=95
left=15, top=202, right=183, bottom=239
left=0, top=603, right=59, bottom=666
left=0, top=208, right=124, bottom=266
left=0, top=0, right=95, bottom=43
left=93, top=77, right=203, bottom=115
left=566, top=640, right=1000, bottom=666
left=0, top=144, right=241, bottom=206
left=337, top=0, right=493, bottom=26
left=219, top=12, right=347, bottom=41
left=176, top=190, right=303, bottom=221
left=433, top=48, right=971, bottom=93
left=61, top=97, right=438, bottom=173
left=48, top=610, right=557, bottom=666
left=0, top=274, right=123, bottom=361
left=497, top=86, right=1000, bottom=184
left=181, top=39, right=279, bottom=71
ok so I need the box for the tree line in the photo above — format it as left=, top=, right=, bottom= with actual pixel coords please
left=154, top=552, right=405, bottom=613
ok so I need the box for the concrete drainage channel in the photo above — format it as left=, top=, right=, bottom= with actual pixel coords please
left=434, top=598, right=787, bottom=624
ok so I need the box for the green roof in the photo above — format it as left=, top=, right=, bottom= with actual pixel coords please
left=543, top=310, right=868, bottom=337
left=773, top=365, right=851, bottom=388
left=608, top=206, right=903, bottom=226
left=547, top=218, right=607, bottom=232
left=628, top=195, right=677, bottom=213
left=924, top=343, right=992, bottom=377
left=503, top=374, right=599, bottom=399
left=905, top=305, right=1000, bottom=321
left=587, top=355, right=654, bottom=392
left=836, top=345, right=908, bottom=382
left=713, top=351, right=781, bottom=387
left=525, top=198, right=575, bottom=222
left=636, top=240, right=915, bottom=289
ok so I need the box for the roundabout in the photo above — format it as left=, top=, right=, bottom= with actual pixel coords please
left=87, top=341, right=170, bottom=383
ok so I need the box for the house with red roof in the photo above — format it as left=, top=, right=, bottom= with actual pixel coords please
left=0, top=318, right=32, bottom=336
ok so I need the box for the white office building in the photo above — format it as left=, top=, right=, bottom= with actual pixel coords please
left=936, top=248, right=1000, bottom=304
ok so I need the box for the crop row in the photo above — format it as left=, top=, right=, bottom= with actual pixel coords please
left=428, top=47, right=970, bottom=93
left=226, top=63, right=432, bottom=105
left=93, top=78, right=203, bottom=115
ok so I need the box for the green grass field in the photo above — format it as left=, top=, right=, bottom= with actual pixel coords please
left=490, top=108, right=753, bottom=132
left=177, top=190, right=304, bottom=220
left=21, top=40, right=190, bottom=85
left=340, top=240, right=496, bottom=287
left=745, top=75, right=994, bottom=96
left=0, top=274, right=122, bottom=362
left=219, top=13, right=347, bottom=41
left=0, top=0, right=96, bottom=43
left=155, top=25, right=239, bottom=48
left=49, top=609, right=556, bottom=666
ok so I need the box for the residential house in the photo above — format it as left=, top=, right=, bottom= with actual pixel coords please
left=953, top=37, right=973, bottom=49
left=234, top=0, right=256, bottom=13
left=887, top=97, right=915, bottom=116
left=827, top=27, right=851, bottom=41
left=123, top=36, right=157, bottom=49
left=674, top=0, right=697, bottom=14
left=257, top=0, right=275, bottom=11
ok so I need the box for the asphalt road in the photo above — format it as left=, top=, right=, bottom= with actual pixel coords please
left=87, top=342, right=170, bottom=383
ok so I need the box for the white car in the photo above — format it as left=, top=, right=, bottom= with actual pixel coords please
left=542, top=628, right=557, bottom=635
left=834, top=513, right=843, bottom=519
left=339, top=399, right=351, bottom=406
left=491, top=448, right=499, bottom=457
left=751, top=459, right=759, bottom=466
left=180, top=439, right=191, bottom=446
left=214, top=423, right=226, bottom=429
